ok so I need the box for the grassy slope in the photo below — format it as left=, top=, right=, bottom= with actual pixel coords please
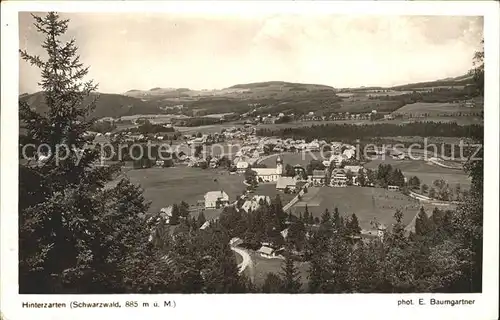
left=119, top=166, right=246, bottom=213
left=290, top=186, right=423, bottom=229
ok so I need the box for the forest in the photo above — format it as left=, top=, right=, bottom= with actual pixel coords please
left=257, top=122, right=483, bottom=140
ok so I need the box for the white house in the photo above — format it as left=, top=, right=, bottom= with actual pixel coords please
left=377, top=224, right=387, bottom=241
left=159, top=206, right=173, bottom=223
left=311, top=169, right=326, bottom=186
left=343, top=149, right=355, bottom=159
left=331, top=169, right=348, bottom=187
left=229, top=237, right=243, bottom=246
left=258, top=245, right=275, bottom=258
left=204, top=191, right=229, bottom=209
left=236, top=161, right=249, bottom=173
left=306, top=141, right=320, bottom=152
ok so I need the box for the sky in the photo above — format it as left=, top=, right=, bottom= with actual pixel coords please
left=19, top=13, right=483, bottom=94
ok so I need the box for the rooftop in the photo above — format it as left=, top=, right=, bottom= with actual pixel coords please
left=204, top=191, right=229, bottom=201
left=258, top=246, right=274, bottom=255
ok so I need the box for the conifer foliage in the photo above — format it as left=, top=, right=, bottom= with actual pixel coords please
left=18, top=12, right=160, bottom=293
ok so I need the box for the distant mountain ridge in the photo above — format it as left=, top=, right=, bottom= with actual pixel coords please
left=228, top=81, right=334, bottom=90
left=19, top=74, right=475, bottom=119
left=19, top=91, right=160, bottom=119
left=340, top=74, right=474, bottom=92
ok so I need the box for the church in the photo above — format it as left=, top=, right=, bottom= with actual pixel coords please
left=252, top=156, right=283, bottom=183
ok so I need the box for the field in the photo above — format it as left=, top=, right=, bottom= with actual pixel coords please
left=364, top=158, right=471, bottom=188
left=415, top=116, right=483, bottom=125
left=393, top=102, right=483, bottom=116
left=289, top=186, right=424, bottom=230
left=115, top=166, right=246, bottom=213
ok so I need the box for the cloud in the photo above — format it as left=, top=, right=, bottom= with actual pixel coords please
left=19, top=13, right=483, bottom=93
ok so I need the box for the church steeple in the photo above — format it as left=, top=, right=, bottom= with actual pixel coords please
left=276, top=155, right=283, bottom=175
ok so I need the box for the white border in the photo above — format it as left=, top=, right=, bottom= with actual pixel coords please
left=1, top=1, right=499, bottom=320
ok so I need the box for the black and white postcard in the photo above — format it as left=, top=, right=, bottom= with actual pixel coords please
left=1, top=1, right=498, bottom=320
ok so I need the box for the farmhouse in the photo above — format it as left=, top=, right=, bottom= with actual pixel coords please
left=293, top=164, right=307, bottom=179
left=204, top=191, right=229, bottom=209
left=159, top=206, right=173, bottom=223
left=377, top=224, right=387, bottom=241
left=276, top=176, right=298, bottom=191
left=388, top=185, right=400, bottom=191
left=331, top=169, right=348, bottom=187
left=236, top=161, right=249, bottom=173
left=258, top=245, right=276, bottom=258
left=343, top=149, right=356, bottom=159
left=209, top=158, right=219, bottom=168
left=229, top=237, right=243, bottom=247
left=311, top=169, right=327, bottom=186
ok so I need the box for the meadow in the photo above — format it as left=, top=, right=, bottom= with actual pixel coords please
left=115, top=166, right=246, bottom=213
left=363, top=158, right=471, bottom=188
left=289, top=186, right=425, bottom=230
left=393, top=102, right=483, bottom=116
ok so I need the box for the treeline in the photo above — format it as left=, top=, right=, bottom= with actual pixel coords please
left=128, top=121, right=176, bottom=134
left=257, top=122, right=483, bottom=139
left=90, top=121, right=116, bottom=133
left=368, top=87, right=475, bottom=104
left=174, top=117, right=223, bottom=127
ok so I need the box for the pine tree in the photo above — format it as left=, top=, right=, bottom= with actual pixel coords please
left=272, top=194, right=287, bottom=227
left=179, top=201, right=190, bottom=218
left=348, top=213, right=361, bottom=236
left=332, top=207, right=340, bottom=227
left=415, top=207, right=433, bottom=237
left=170, top=204, right=180, bottom=225
left=18, top=12, right=156, bottom=293
left=357, top=169, right=366, bottom=187
left=321, top=208, right=331, bottom=224
left=262, top=273, right=283, bottom=293
left=197, top=211, right=206, bottom=228
left=303, top=205, right=310, bottom=224
left=280, top=251, right=302, bottom=293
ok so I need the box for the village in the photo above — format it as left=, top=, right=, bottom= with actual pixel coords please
left=90, top=123, right=469, bottom=271
left=13, top=9, right=490, bottom=301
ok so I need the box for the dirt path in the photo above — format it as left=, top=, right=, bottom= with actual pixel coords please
left=231, top=246, right=255, bottom=282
